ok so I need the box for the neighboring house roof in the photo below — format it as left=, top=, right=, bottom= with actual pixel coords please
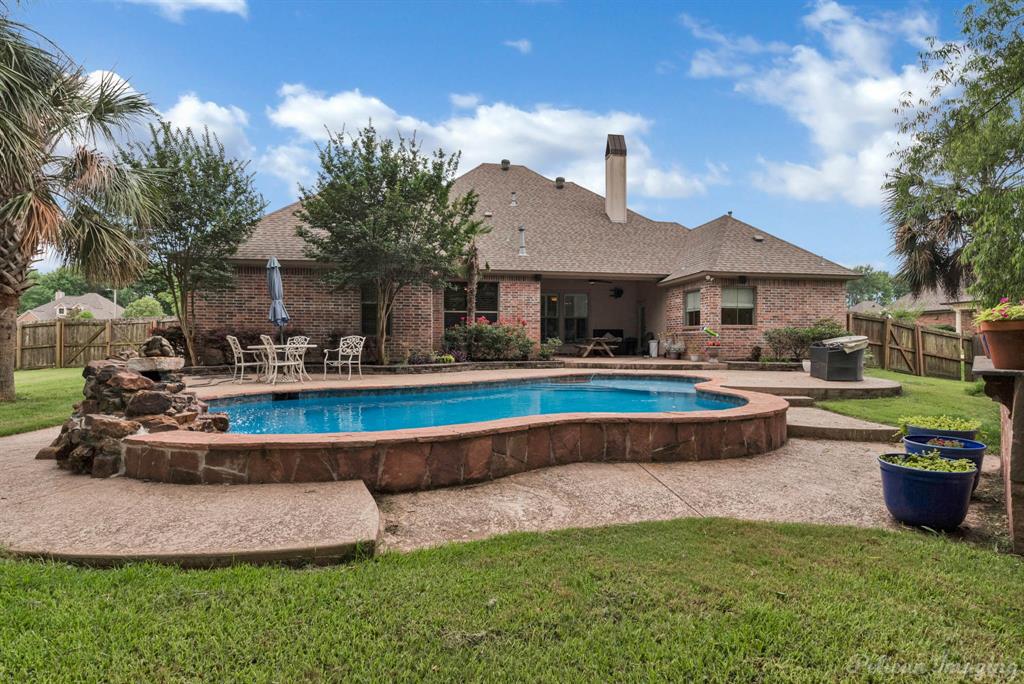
left=850, top=300, right=883, bottom=314
left=20, top=292, right=123, bottom=321
left=891, top=289, right=975, bottom=314
left=235, top=162, right=858, bottom=283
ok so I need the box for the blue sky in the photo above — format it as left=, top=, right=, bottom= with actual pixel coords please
left=23, top=0, right=963, bottom=270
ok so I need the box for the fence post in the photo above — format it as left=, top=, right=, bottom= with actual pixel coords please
left=105, top=319, right=113, bottom=358
left=914, top=324, right=924, bottom=376
left=55, top=319, right=64, bottom=368
left=882, top=317, right=891, bottom=370
left=15, top=322, right=22, bottom=370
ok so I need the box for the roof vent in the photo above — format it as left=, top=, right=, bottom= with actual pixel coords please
left=518, top=225, right=527, bottom=256
left=510, top=191, right=517, bottom=207
left=727, top=210, right=733, bottom=216
left=555, top=176, right=565, bottom=189
left=483, top=211, right=493, bottom=218
left=500, top=159, right=510, bottom=170
left=752, top=234, right=765, bottom=242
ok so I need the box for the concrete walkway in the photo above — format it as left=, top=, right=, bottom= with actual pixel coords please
left=0, top=428, right=380, bottom=567
left=378, top=437, right=999, bottom=551
left=787, top=407, right=898, bottom=441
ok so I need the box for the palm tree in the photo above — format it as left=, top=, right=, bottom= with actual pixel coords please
left=0, top=18, right=157, bottom=401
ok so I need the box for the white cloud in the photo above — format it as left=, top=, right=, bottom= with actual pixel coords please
left=680, top=13, right=787, bottom=78
left=450, top=93, right=481, bottom=109
left=163, top=92, right=253, bottom=159
left=503, top=39, right=532, bottom=54
left=259, top=144, right=318, bottom=196
left=687, top=0, right=937, bottom=207
left=263, top=85, right=726, bottom=199
left=124, top=0, right=247, bottom=22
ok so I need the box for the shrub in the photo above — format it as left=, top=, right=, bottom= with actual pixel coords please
left=539, top=337, right=562, bottom=360
left=763, top=318, right=846, bottom=360
left=442, top=317, right=536, bottom=361
left=197, top=325, right=309, bottom=365
left=407, top=350, right=435, bottom=365
left=435, top=354, right=455, bottom=364
left=122, top=295, right=165, bottom=319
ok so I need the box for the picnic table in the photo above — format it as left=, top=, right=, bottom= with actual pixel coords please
left=572, top=337, right=620, bottom=358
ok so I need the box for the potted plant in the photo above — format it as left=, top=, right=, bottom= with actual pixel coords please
left=666, top=343, right=683, bottom=360
left=902, top=434, right=986, bottom=492
left=705, top=340, right=721, bottom=360
left=975, top=298, right=1024, bottom=370
left=879, top=451, right=976, bottom=530
left=899, top=415, right=982, bottom=441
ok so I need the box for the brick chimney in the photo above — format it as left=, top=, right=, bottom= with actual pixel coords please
left=605, top=134, right=627, bottom=223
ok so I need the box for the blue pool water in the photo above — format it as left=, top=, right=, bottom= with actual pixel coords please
left=213, top=376, right=743, bottom=434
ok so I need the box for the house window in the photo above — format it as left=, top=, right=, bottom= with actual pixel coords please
left=444, top=281, right=499, bottom=328
left=721, top=287, right=755, bottom=325
left=541, top=293, right=560, bottom=339
left=563, top=294, right=588, bottom=342
left=685, top=290, right=701, bottom=326
left=360, top=285, right=392, bottom=336
left=55, top=306, right=66, bottom=317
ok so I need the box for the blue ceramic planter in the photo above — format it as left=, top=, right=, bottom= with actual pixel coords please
left=905, top=424, right=978, bottom=441
left=903, top=435, right=986, bottom=492
left=879, top=454, right=975, bottom=530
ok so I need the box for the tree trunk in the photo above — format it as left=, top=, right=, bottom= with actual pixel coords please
left=466, top=242, right=479, bottom=325
left=376, top=282, right=390, bottom=365
left=0, top=292, right=18, bottom=402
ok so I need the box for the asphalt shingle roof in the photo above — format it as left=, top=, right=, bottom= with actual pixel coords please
left=235, top=162, right=858, bottom=283
left=21, top=292, right=123, bottom=321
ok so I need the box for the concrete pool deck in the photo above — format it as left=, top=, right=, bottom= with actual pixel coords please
left=184, top=367, right=901, bottom=402
left=0, top=428, right=1001, bottom=565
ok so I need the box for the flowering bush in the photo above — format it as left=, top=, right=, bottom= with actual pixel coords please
left=975, top=298, right=1024, bottom=323
left=442, top=316, right=536, bottom=361
left=539, top=337, right=562, bottom=360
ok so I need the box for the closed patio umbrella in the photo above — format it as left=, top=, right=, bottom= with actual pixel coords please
left=267, top=256, right=290, bottom=343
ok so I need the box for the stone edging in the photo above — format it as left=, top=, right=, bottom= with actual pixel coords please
left=122, top=373, right=789, bottom=492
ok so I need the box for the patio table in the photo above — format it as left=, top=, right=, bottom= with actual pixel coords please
left=572, top=337, right=619, bottom=358
left=247, top=344, right=317, bottom=382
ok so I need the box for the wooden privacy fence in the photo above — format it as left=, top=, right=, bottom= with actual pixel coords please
left=15, top=318, right=175, bottom=370
left=846, top=312, right=977, bottom=381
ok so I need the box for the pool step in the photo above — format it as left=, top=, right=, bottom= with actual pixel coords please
left=782, top=395, right=815, bottom=407
left=786, top=407, right=897, bottom=442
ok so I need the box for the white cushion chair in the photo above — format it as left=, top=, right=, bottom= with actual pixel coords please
left=226, top=335, right=262, bottom=382
left=323, top=335, right=366, bottom=380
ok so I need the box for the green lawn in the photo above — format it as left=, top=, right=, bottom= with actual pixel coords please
left=2, top=518, right=1023, bottom=681
left=0, top=368, right=83, bottom=437
left=819, top=369, right=1002, bottom=449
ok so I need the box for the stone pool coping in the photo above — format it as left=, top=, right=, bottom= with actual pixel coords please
left=123, top=373, right=789, bottom=491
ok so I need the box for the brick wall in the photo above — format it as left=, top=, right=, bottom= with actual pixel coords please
left=193, top=267, right=541, bottom=361
left=664, top=277, right=847, bottom=360
left=192, top=266, right=360, bottom=354
left=497, top=276, right=541, bottom=342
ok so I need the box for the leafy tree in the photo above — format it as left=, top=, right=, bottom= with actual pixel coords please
left=845, top=265, right=910, bottom=307
left=122, top=295, right=165, bottom=318
left=297, top=125, right=484, bottom=364
left=67, top=309, right=94, bottom=320
left=886, top=0, right=1024, bottom=305
left=125, top=122, right=266, bottom=365
left=0, top=17, right=156, bottom=401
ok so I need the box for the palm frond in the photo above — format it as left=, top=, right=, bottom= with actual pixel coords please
left=77, top=70, right=153, bottom=145
left=58, top=204, right=148, bottom=286
left=60, top=145, right=163, bottom=225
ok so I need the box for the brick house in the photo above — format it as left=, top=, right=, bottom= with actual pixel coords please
left=194, top=135, right=857, bottom=361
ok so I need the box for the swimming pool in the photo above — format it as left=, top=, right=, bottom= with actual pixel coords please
left=214, top=376, right=744, bottom=434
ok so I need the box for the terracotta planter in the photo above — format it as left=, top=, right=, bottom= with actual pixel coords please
left=706, top=348, right=720, bottom=361
left=979, top=320, right=1024, bottom=370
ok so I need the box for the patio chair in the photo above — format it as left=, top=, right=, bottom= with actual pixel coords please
left=261, top=334, right=303, bottom=385
left=323, top=335, right=366, bottom=380
left=226, top=335, right=263, bottom=382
